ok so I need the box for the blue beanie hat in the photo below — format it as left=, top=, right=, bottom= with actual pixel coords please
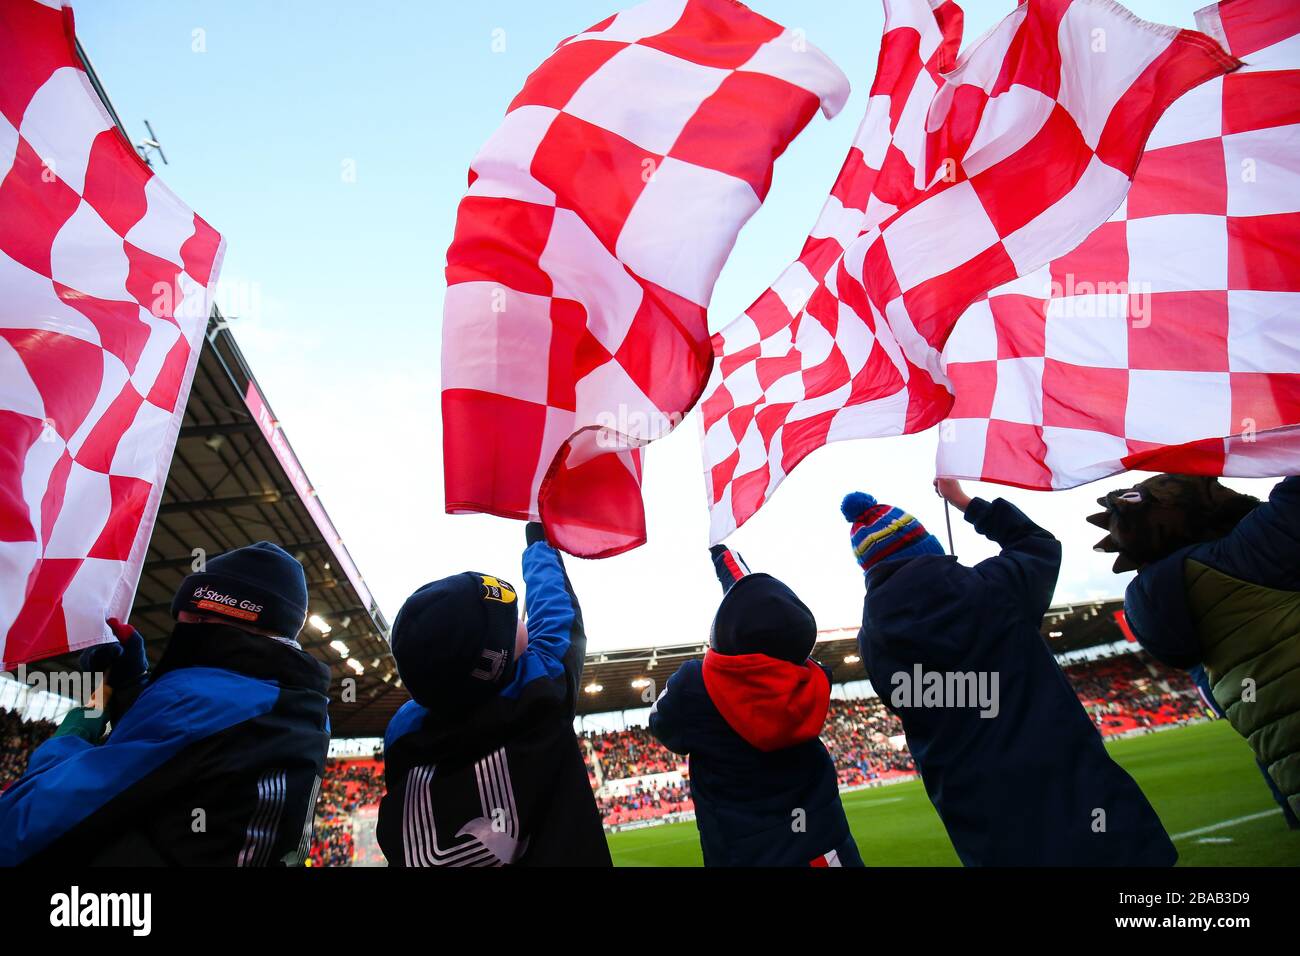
left=390, top=572, right=520, bottom=713
left=172, top=541, right=308, bottom=637
left=841, top=492, right=945, bottom=572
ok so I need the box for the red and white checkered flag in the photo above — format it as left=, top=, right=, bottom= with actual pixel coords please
left=440, top=0, right=849, bottom=557
left=702, top=0, right=960, bottom=541
left=0, top=0, right=224, bottom=668
left=938, top=0, right=1300, bottom=488
left=701, top=0, right=1237, bottom=543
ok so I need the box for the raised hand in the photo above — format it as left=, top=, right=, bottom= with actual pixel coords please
left=934, top=477, right=972, bottom=514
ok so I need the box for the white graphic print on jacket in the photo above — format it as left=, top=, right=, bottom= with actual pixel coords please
left=402, top=748, right=529, bottom=867
left=238, top=770, right=286, bottom=867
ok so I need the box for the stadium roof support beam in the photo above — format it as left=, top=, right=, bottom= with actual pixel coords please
left=177, top=422, right=257, bottom=439
left=158, top=491, right=292, bottom=514
left=143, top=538, right=326, bottom=571
left=330, top=686, right=403, bottom=733
left=130, top=601, right=175, bottom=615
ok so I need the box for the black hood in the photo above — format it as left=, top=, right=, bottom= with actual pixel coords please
left=153, top=621, right=330, bottom=696
left=391, top=571, right=520, bottom=715
left=710, top=573, right=816, bottom=665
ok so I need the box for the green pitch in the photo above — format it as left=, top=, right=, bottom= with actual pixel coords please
left=607, top=720, right=1300, bottom=867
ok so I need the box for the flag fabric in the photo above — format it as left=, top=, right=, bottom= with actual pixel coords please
left=701, top=0, right=1238, bottom=544
left=937, top=0, right=1300, bottom=488
left=0, top=0, right=224, bottom=668
left=440, top=0, right=849, bottom=557
left=701, top=0, right=961, bottom=542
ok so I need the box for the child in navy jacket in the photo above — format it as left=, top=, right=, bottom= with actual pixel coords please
left=649, top=547, right=863, bottom=867
left=377, top=522, right=610, bottom=867
left=846, top=480, right=1175, bottom=866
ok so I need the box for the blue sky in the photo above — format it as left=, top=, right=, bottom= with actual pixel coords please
left=73, top=1, right=1270, bottom=652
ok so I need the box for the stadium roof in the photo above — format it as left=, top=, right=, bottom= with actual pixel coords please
left=573, top=596, right=1132, bottom=716
left=138, top=317, right=405, bottom=735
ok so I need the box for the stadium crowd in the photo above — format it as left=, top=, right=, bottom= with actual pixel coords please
left=308, top=818, right=355, bottom=868
left=0, top=709, right=55, bottom=794
left=1065, top=653, right=1205, bottom=732
left=318, top=759, right=384, bottom=813
left=582, top=726, right=679, bottom=779
left=596, top=782, right=693, bottom=826
left=821, top=698, right=916, bottom=787
left=307, top=758, right=385, bottom=867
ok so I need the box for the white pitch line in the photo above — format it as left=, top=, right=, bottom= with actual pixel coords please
left=848, top=797, right=905, bottom=808
left=1171, top=809, right=1281, bottom=841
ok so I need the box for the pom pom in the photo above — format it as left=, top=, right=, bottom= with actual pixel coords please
left=841, top=492, right=877, bottom=522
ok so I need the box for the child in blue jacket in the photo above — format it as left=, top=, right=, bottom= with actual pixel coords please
left=0, top=541, right=330, bottom=866
left=846, top=480, right=1175, bottom=866
left=377, top=522, right=610, bottom=867
left=648, top=546, right=863, bottom=867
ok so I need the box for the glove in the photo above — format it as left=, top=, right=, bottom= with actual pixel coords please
left=525, top=521, right=549, bottom=548
left=106, top=617, right=137, bottom=643
left=52, top=707, right=110, bottom=744
left=709, top=545, right=749, bottom=594
left=79, top=619, right=149, bottom=723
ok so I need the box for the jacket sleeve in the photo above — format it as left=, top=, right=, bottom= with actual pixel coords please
left=498, top=530, right=586, bottom=710
left=1122, top=552, right=1204, bottom=669
left=708, top=545, right=750, bottom=594
left=648, top=665, right=694, bottom=756
left=1206, top=475, right=1300, bottom=591
left=965, top=497, right=1062, bottom=623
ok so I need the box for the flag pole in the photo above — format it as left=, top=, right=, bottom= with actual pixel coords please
left=943, top=499, right=956, bottom=557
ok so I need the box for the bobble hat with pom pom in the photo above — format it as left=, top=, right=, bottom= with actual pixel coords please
left=841, top=492, right=945, bottom=572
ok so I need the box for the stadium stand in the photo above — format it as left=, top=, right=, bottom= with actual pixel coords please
left=583, top=727, right=680, bottom=779
left=597, top=782, right=693, bottom=827
left=1065, top=653, right=1205, bottom=734
left=307, top=757, right=384, bottom=867
left=822, top=698, right=916, bottom=788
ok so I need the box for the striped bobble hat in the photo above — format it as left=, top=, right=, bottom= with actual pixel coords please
left=841, top=492, right=945, bottom=572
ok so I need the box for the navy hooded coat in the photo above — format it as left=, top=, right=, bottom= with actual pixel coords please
left=648, top=548, right=862, bottom=867
left=858, top=496, right=1175, bottom=866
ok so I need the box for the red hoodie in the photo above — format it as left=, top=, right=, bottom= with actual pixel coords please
left=700, top=651, right=830, bottom=752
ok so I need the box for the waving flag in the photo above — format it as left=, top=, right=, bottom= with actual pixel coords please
left=0, top=0, right=224, bottom=667
left=701, top=0, right=1237, bottom=543
left=441, top=0, right=849, bottom=557
left=702, top=0, right=961, bottom=542
left=938, top=0, right=1300, bottom=488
